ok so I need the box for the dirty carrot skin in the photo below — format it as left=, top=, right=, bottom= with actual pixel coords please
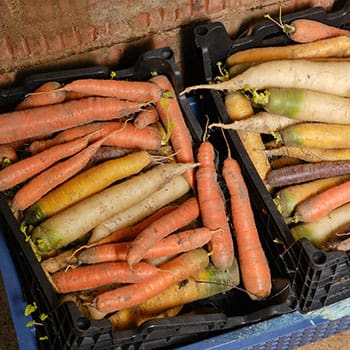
left=265, top=146, right=350, bottom=163
left=109, top=260, right=239, bottom=330
left=0, top=136, right=89, bottom=191
left=24, top=151, right=153, bottom=225
left=126, top=196, right=200, bottom=266
left=79, top=227, right=213, bottom=265
left=134, top=107, right=159, bottom=129
left=222, top=157, right=271, bottom=300
left=292, top=179, right=350, bottom=223
left=94, top=248, right=209, bottom=313
left=57, top=79, right=163, bottom=103
left=150, top=75, right=195, bottom=188
left=266, top=160, right=350, bottom=188
left=196, top=141, right=234, bottom=271
left=273, top=175, right=350, bottom=218
left=16, top=81, right=66, bottom=110
left=52, top=261, right=160, bottom=293
left=0, top=97, right=143, bottom=144
left=181, top=59, right=350, bottom=98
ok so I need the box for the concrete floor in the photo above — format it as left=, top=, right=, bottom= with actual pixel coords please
left=0, top=272, right=349, bottom=350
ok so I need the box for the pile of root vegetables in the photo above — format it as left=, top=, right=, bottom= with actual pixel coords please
left=0, top=73, right=272, bottom=331
left=182, top=32, right=350, bottom=253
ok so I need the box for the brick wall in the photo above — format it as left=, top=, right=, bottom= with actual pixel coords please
left=0, top=0, right=337, bottom=86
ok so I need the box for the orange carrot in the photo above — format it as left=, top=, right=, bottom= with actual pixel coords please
left=196, top=141, right=234, bottom=271
left=0, top=144, right=17, bottom=163
left=93, top=248, right=209, bottom=313
left=293, top=179, right=350, bottom=223
left=222, top=157, right=271, bottom=300
left=56, top=79, right=163, bottom=103
left=52, top=261, right=160, bottom=293
left=79, top=227, right=213, bottom=265
left=11, top=132, right=109, bottom=211
left=0, top=136, right=89, bottom=191
left=0, top=97, right=143, bottom=144
left=94, top=205, right=177, bottom=245
left=150, top=75, right=195, bottom=188
left=127, top=196, right=200, bottom=266
left=16, top=81, right=66, bottom=110
left=134, top=107, right=159, bottom=129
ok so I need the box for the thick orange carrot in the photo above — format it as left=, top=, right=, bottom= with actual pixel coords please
left=0, top=97, right=142, bottom=144
left=52, top=261, right=160, bottom=293
left=93, top=248, right=209, bottom=313
left=196, top=141, right=234, bottom=271
left=222, top=157, right=271, bottom=300
left=134, top=107, right=159, bottom=129
left=11, top=133, right=108, bottom=211
left=16, top=81, right=66, bottom=110
left=0, top=144, right=17, bottom=163
left=79, top=227, right=213, bottom=265
left=57, top=79, right=163, bottom=103
left=293, top=179, right=350, bottom=223
left=94, top=205, right=177, bottom=245
left=0, top=136, right=89, bottom=191
left=150, top=75, right=195, bottom=188
left=127, top=196, right=200, bottom=266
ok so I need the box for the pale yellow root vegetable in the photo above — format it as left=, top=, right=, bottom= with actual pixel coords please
left=31, top=162, right=197, bottom=256
left=40, top=248, right=78, bottom=274
left=88, top=175, right=191, bottom=243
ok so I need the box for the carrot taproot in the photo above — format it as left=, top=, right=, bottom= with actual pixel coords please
left=93, top=205, right=177, bottom=246
left=93, top=248, right=209, bottom=313
left=16, top=81, right=66, bottom=110
left=31, top=162, right=197, bottom=255
left=0, top=97, right=143, bottom=144
left=222, top=157, right=271, bottom=299
left=181, top=59, right=350, bottom=98
left=291, top=201, right=350, bottom=248
left=265, top=146, right=350, bottom=163
left=150, top=75, right=195, bottom=188
left=277, top=122, right=350, bottom=148
left=225, top=36, right=350, bottom=65
left=54, top=79, right=163, bottom=103
left=24, top=150, right=154, bottom=225
left=89, top=174, right=191, bottom=243
left=209, top=111, right=298, bottom=134
left=80, top=227, right=213, bottom=265
left=109, top=260, right=239, bottom=330
left=126, top=196, right=200, bottom=266
left=292, top=178, right=350, bottom=223
left=0, top=135, right=90, bottom=192
left=40, top=248, right=78, bottom=274
left=52, top=261, right=160, bottom=294
left=11, top=131, right=110, bottom=211
left=273, top=175, right=350, bottom=218
left=196, top=141, right=234, bottom=271
left=266, top=160, right=350, bottom=188
left=0, top=144, right=17, bottom=163
left=134, top=107, right=159, bottom=129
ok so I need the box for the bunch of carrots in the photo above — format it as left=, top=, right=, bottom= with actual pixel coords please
left=182, top=17, right=350, bottom=253
left=0, top=71, right=271, bottom=331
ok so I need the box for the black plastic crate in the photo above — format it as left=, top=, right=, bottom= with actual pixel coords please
left=0, top=47, right=297, bottom=350
left=190, top=1, right=350, bottom=313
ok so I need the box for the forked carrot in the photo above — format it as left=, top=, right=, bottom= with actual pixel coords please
left=52, top=79, right=163, bottom=103
left=93, top=248, right=209, bottom=313
left=126, top=197, right=200, bottom=266
left=0, top=135, right=89, bottom=191
left=52, top=261, right=160, bottom=293
left=150, top=75, right=195, bottom=188
left=16, top=81, right=65, bottom=110
left=79, top=227, right=213, bottom=265
left=222, top=156, right=271, bottom=299
left=11, top=131, right=110, bottom=211
left=196, top=141, right=234, bottom=271
left=0, top=97, right=143, bottom=144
